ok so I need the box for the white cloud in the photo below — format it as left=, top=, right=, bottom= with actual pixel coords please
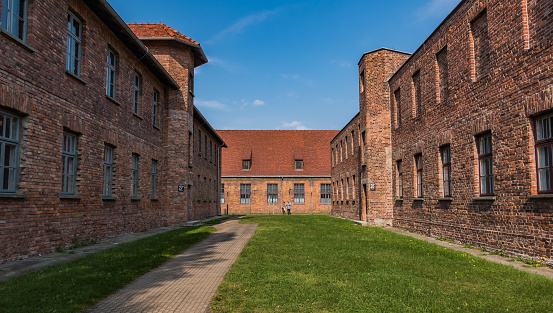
left=281, top=121, right=310, bottom=130
left=210, top=9, right=282, bottom=42
left=416, top=0, right=461, bottom=21
left=331, top=60, right=351, bottom=68
left=195, top=99, right=230, bottom=111
left=252, top=99, right=265, bottom=106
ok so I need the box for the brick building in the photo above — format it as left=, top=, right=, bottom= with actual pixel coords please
left=0, top=0, right=224, bottom=263
left=219, top=130, right=337, bottom=215
left=334, top=0, right=553, bottom=261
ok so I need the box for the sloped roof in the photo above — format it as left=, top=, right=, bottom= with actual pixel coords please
left=127, top=23, right=208, bottom=67
left=127, top=23, right=200, bottom=45
left=218, top=130, right=339, bottom=177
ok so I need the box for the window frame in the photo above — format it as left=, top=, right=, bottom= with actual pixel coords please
left=0, top=110, right=19, bottom=193
left=294, top=183, right=305, bottom=204
left=320, top=183, right=331, bottom=204
left=476, top=133, right=494, bottom=196
left=151, top=159, right=158, bottom=199
left=535, top=113, right=553, bottom=193
left=220, top=183, right=225, bottom=204
left=131, top=153, right=139, bottom=198
left=152, top=89, right=159, bottom=128
left=66, top=11, right=82, bottom=76
left=267, top=183, right=278, bottom=204
left=441, top=145, right=452, bottom=197
left=242, top=159, right=251, bottom=171
left=61, top=132, right=77, bottom=195
left=240, top=183, right=251, bottom=204
left=1, top=0, right=28, bottom=41
left=103, top=145, right=113, bottom=197
left=106, top=49, right=116, bottom=98
left=295, top=159, right=303, bottom=171
left=133, top=71, right=141, bottom=115
left=414, top=154, right=423, bottom=198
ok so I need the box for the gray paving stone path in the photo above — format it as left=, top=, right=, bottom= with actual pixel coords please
left=85, top=217, right=257, bottom=313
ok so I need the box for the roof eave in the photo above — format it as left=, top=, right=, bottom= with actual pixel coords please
left=193, top=106, right=227, bottom=147
left=82, top=0, right=179, bottom=89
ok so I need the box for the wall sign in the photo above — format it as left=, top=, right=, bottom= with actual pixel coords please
left=178, top=185, right=185, bottom=192
left=370, top=183, right=376, bottom=191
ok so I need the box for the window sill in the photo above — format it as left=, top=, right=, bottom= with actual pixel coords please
left=60, top=195, right=82, bottom=200
left=413, top=198, right=424, bottom=202
left=131, top=197, right=141, bottom=201
left=105, top=95, right=122, bottom=106
left=438, top=197, right=453, bottom=202
left=0, top=29, right=36, bottom=52
left=102, top=196, right=117, bottom=201
left=133, top=113, right=144, bottom=120
left=65, top=71, right=87, bottom=85
left=528, top=194, right=553, bottom=199
left=472, top=196, right=496, bottom=201
left=151, top=197, right=160, bottom=201
left=0, top=193, right=27, bottom=199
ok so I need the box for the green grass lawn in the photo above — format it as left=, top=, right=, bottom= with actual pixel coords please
left=0, top=225, right=215, bottom=313
left=211, top=215, right=553, bottom=313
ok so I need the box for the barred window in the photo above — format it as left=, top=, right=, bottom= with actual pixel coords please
left=396, top=160, right=403, bottom=198
left=240, top=183, right=250, bottom=204
left=106, top=49, right=116, bottom=98
left=152, top=90, right=159, bottom=128
left=61, top=132, right=77, bottom=195
left=0, top=110, right=19, bottom=193
left=415, top=154, right=423, bottom=198
left=441, top=145, right=452, bottom=197
left=294, top=183, right=304, bottom=204
left=242, top=159, right=251, bottom=170
left=133, top=72, right=141, bottom=115
left=267, top=183, right=278, bottom=204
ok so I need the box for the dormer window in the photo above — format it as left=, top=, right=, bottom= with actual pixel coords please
left=242, top=159, right=251, bottom=170
left=295, top=159, right=303, bottom=171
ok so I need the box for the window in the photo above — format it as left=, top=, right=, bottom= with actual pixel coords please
left=152, top=90, right=159, bottom=128
left=295, top=159, right=303, bottom=171
left=106, top=49, right=116, bottom=98
left=321, top=184, right=331, bottom=204
left=0, top=110, right=19, bottom=193
left=294, top=183, right=304, bottom=204
left=394, top=88, right=401, bottom=127
left=198, top=130, right=201, bottom=156
left=242, top=159, right=251, bottom=170
left=103, top=145, right=113, bottom=197
left=441, top=145, right=451, bottom=197
left=412, top=70, right=421, bottom=118
left=220, top=183, right=225, bottom=203
left=415, top=154, right=423, bottom=198
left=131, top=154, right=139, bottom=198
left=436, top=46, right=449, bottom=104
left=61, top=132, right=77, bottom=195
left=151, top=160, right=157, bottom=198
left=188, top=73, right=193, bottom=94
left=396, top=160, right=403, bottom=198
left=470, top=10, right=490, bottom=81
left=204, top=135, right=207, bottom=159
left=66, top=12, right=82, bottom=76
left=197, top=175, right=200, bottom=201
left=359, top=70, right=365, bottom=93
left=240, top=183, right=250, bottom=204
left=536, top=114, right=553, bottom=193
left=476, top=133, right=494, bottom=195
left=345, top=136, right=348, bottom=157
left=351, top=130, right=355, bottom=155
left=1, top=0, right=27, bottom=41
left=204, top=177, right=207, bottom=201
left=267, top=183, right=278, bottom=204
left=210, top=140, right=213, bottom=162
left=133, top=72, right=141, bottom=115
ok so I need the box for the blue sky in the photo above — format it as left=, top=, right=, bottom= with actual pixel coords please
left=109, top=0, right=461, bottom=130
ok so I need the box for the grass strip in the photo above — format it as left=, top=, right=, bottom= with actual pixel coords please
left=0, top=225, right=215, bottom=313
left=211, top=215, right=553, bottom=313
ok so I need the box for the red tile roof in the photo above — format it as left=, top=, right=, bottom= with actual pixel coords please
left=127, top=23, right=200, bottom=46
left=218, top=130, right=339, bottom=177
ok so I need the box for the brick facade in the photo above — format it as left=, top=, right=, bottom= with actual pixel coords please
left=0, top=1, right=223, bottom=263
left=219, top=130, right=337, bottom=215
left=334, top=0, right=553, bottom=262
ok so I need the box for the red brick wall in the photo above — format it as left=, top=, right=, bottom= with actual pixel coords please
left=221, top=177, right=332, bottom=215
left=390, top=0, right=553, bottom=261
left=0, top=1, right=221, bottom=263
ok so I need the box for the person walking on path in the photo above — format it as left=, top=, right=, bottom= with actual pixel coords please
left=281, top=203, right=286, bottom=215
left=286, top=201, right=291, bottom=215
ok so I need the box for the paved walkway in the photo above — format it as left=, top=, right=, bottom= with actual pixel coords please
left=85, top=217, right=257, bottom=313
